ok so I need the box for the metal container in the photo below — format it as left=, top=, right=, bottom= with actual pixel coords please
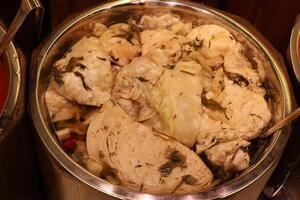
left=0, top=23, right=42, bottom=199
left=290, top=14, right=300, bottom=84
left=29, top=0, right=294, bottom=199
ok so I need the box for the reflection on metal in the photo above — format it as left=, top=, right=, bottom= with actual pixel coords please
left=0, top=25, right=21, bottom=136
left=290, top=14, right=300, bottom=83
left=0, top=0, right=43, bottom=136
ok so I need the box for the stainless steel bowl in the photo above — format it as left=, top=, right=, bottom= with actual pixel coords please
left=29, top=0, right=293, bottom=199
left=0, top=23, right=43, bottom=200
left=0, top=24, right=22, bottom=137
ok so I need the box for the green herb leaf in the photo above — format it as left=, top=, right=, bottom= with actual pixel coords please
left=136, top=76, right=149, bottom=82
left=180, top=70, right=195, bottom=76
left=72, top=152, right=87, bottom=167
left=164, top=64, right=176, bottom=69
left=98, top=151, right=105, bottom=159
left=65, top=57, right=87, bottom=72
left=139, top=183, right=144, bottom=191
left=225, top=72, right=249, bottom=87
left=129, top=23, right=142, bottom=43
left=97, top=57, right=107, bottom=61
left=171, top=174, right=198, bottom=194
left=182, top=175, right=197, bottom=185
left=52, top=56, right=88, bottom=86
left=240, top=48, right=257, bottom=69
left=73, top=71, right=92, bottom=91
left=159, top=178, right=166, bottom=185
left=201, top=95, right=225, bottom=111
left=262, top=81, right=275, bottom=101
left=187, top=38, right=203, bottom=49
left=145, top=162, right=153, bottom=167
left=159, top=161, right=175, bottom=177
left=100, top=163, right=118, bottom=178
left=169, top=150, right=186, bottom=166
left=52, top=67, right=64, bottom=86
left=158, top=150, right=187, bottom=177
left=135, top=164, right=142, bottom=168
left=114, top=28, right=134, bottom=44
left=109, top=54, right=120, bottom=66
left=250, top=114, right=262, bottom=119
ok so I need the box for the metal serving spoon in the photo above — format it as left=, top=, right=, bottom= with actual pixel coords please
left=263, top=107, right=300, bottom=137
left=0, top=0, right=43, bottom=132
left=262, top=108, right=300, bottom=198
left=0, top=0, right=43, bottom=55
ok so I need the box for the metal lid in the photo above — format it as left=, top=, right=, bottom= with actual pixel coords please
left=0, top=25, right=22, bottom=135
left=290, top=14, right=300, bottom=83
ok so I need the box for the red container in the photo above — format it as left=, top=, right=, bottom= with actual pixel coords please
left=0, top=57, right=8, bottom=114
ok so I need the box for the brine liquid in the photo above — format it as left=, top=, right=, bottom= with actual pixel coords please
left=0, top=56, right=8, bottom=114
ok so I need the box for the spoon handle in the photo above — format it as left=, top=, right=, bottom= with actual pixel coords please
left=0, top=0, right=42, bottom=55
left=264, top=107, right=300, bottom=137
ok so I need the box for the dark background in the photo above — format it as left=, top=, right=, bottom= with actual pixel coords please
left=1, top=0, right=300, bottom=61
left=1, top=0, right=299, bottom=97
left=0, top=0, right=300, bottom=199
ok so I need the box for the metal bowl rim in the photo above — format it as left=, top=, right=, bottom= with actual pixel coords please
left=0, top=25, right=22, bottom=134
left=290, top=17, right=300, bottom=83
